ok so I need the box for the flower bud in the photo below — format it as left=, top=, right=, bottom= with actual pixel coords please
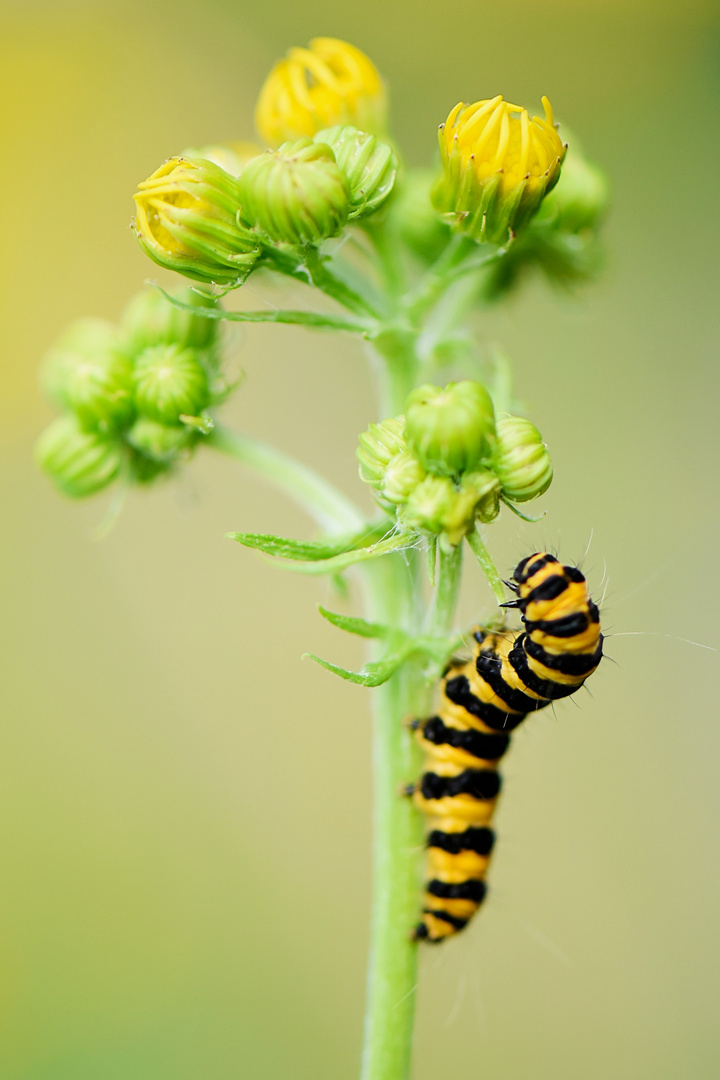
left=382, top=450, right=426, bottom=505
left=255, top=37, right=387, bottom=146
left=405, top=381, right=496, bottom=477
left=314, top=126, right=397, bottom=219
left=389, top=169, right=451, bottom=262
left=120, top=287, right=218, bottom=355
left=357, top=416, right=407, bottom=488
left=399, top=475, right=457, bottom=536
left=180, top=141, right=263, bottom=177
left=133, top=344, right=209, bottom=424
left=133, top=157, right=260, bottom=285
left=432, top=96, right=566, bottom=243
left=126, top=417, right=192, bottom=462
left=460, top=470, right=501, bottom=523
left=35, top=415, right=123, bottom=497
left=536, top=147, right=608, bottom=234
left=492, top=415, right=553, bottom=502
left=41, top=318, right=134, bottom=431
left=238, top=139, right=350, bottom=245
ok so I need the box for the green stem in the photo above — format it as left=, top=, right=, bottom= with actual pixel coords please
left=360, top=538, right=466, bottom=1080
left=466, top=527, right=507, bottom=604
left=363, top=219, right=407, bottom=300
left=361, top=551, right=428, bottom=1080
left=423, top=542, right=463, bottom=636
left=403, top=235, right=477, bottom=323
left=367, top=328, right=420, bottom=417
left=303, top=245, right=382, bottom=320
left=206, top=425, right=365, bottom=535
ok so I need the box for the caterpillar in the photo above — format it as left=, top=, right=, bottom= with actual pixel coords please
left=408, top=551, right=603, bottom=943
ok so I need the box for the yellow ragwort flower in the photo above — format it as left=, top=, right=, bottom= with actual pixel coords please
left=255, top=37, right=387, bottom=147
left=432, top=95, right=566, bottom=243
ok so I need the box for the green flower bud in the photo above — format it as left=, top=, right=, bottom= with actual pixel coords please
left=405, top=381, right=496, bottom=477
left=460, top=470, right=501, bottom=523
left=493, top=415, right=553, bottom=502
left=314, top=126, right=397, bottom=219
left=238, top=139, right=350, bottom=245
left=382, top=450, right=426, bottom=505
left=133, top=157, right=261, bottom=285
left=126, top=417, right=192, bottom=463
left=536, top=148, right=608, bottom=234
left=357, top=416, right=407, bottom=489
left=120, top=287, right=218, bottom=355
left=399, top=475, right=457, bottom=536
left=35, top=415, right=123, bottom=498
left=389, top=169, right=451, bottom=262
left=41, top=318, right=134, bottom=431
left=133, top=344, right=209, bottom=424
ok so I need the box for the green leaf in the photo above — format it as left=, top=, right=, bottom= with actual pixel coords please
left=226, top=521, right=392, bottom=563
left=152, top=284, right=370, bottom=334
left=259, top=531, right=416, bottom=576
left=227, top=531, right=356, bottom=561
left=304, top=650, right=408, bottom=687
left=318, top=606, right=391, bottom=640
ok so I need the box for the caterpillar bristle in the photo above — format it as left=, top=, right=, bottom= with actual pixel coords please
left=410, top=550, right=603, bottom=944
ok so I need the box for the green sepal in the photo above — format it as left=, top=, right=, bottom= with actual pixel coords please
left=500, top=496, right=545, bottom=522
left=317, top=605, right=391, bottom=639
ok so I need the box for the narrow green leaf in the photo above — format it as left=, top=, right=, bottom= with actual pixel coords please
left=318, top=605, right=392, bottom=640
left=227, top=532, right=355, bottom=561
left=263, top=532, right=416, bottom=576
left=152, top=284, right=370, bottom=333
left=305, top=651, right=407, bottom=687
left=226, top=521, right=395, bottom=563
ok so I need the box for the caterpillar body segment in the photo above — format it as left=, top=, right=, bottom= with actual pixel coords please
left=411, top=552, right=603, bottom=943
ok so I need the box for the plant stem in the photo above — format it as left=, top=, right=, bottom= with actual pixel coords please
left=466, top=527, right=507, bottom=604
left=206, top=425, right=365, bottom=535
left=423, top=542, right=463, bottom=636
left=368, top=328, right=419, bottom=417
left=360, top=539, right=466, bottom=1080
left=361, top=551, right=428, bottom=1080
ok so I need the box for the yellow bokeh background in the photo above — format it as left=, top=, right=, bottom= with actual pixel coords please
left=1, top=1, right=719, bottom=1077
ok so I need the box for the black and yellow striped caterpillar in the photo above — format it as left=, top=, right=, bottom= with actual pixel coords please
left=408, top=551, right=603, bottom=943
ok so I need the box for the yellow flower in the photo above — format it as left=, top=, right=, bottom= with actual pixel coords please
left=432, top=95, right=566, bottom=243
left=255, top=37, right=386, bottom=147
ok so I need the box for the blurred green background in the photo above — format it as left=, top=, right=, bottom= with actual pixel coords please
left=2, top=0, right=720, bottom=1076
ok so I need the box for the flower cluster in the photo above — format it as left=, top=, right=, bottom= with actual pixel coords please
left=357, top=381, right=553, bottom=546
left=36, top=289, right=224, bottom=497
left=129, top=36, right=606, bottom=300
left=133, top=122, right=398, bottom=287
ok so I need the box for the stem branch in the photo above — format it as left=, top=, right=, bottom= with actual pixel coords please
left=466, top=527, right=507, bottom=605
left=206, top=425, right=365, bottom=534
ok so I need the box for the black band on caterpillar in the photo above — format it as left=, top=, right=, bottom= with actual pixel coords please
left=420, top=769, right=501, bottom=801
left=411, top=550, right=603, bottom=943
left=421, top=717, right=511, bottom=761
